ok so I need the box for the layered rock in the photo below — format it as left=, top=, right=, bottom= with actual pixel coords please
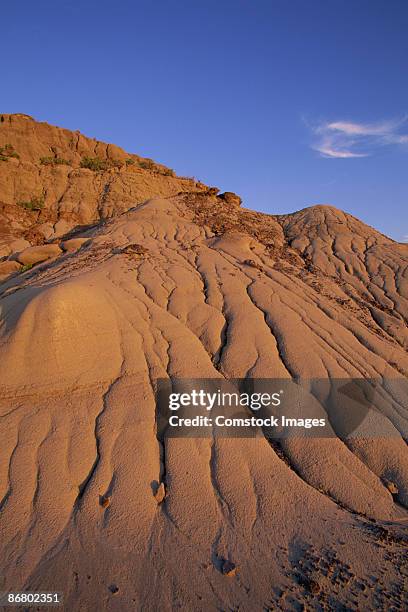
left=0, top=114, right=215, bottom=258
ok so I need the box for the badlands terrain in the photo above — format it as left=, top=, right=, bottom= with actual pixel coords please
left=0, top=114, right=407, bottom=610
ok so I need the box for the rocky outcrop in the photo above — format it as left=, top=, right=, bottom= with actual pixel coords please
left=0, top=259, right=21, bottom=280
left=60, top=237, right=89, bottom=252
left=218, top=191, right=242, bottom=206
left=0, top=114, right=209, bottom=258
left=16, top=243, right=62, bottom=265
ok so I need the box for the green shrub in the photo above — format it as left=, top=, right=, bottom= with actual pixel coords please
left=125, top=158, right=135, bottom=166
left=18, top=194, right=45, bottom=211
left=80, top=156, right=122, bottom=171
left=138, top=159, right=155, bottom=171
left=80, top=156, right=106, bottom=171
left=0, top=143, right=19, bottom=160
left=20, top=263, right=34, bottom=273
left=40, top=156, right=70, bottom=166
left=4, top=144, right=19, bottom=158
left=138, top=158, right=174, bottom=176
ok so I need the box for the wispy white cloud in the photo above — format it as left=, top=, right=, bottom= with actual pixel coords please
left=309, top=116, right=408, bottom=158
left=317, top=142, right=368, bottom=159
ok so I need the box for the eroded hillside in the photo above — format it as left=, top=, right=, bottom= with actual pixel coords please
left=0, top=116, right=407, bottom=611
left=0, top=113, right=208, bottom=260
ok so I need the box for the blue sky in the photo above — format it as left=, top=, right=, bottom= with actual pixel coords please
left=2, top=0, right=408, bottom=240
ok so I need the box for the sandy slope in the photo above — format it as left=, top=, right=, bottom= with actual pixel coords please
left=0, top=191, right=407, bottom=610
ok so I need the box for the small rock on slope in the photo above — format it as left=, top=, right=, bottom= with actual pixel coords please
left=16, top=244, right=62, bottom=265
left=61, top=238, right=89, bottom=252
left=0, top=260, right=22, bottom=280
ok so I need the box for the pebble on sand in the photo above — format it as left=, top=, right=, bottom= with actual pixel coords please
left=100, top=495, right=111, bottom=509
left=383, top=480, right=398, bottom=495
left=221, top=560, right=238, bottom=577
left=154, top=482, right=166, bottom=504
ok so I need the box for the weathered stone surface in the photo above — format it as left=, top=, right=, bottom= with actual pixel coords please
left=0, top=259, right=22, bottom=281
left=16, top=244, right=62, bottom=265
left=207, top=186, right=220, bottom=195
left=36, top=223, right=54, bottom=239
left=60, top=237, right=89, bottom=252
left=10, top=238, right=31, bottom=252
left=218, top=191, right=242, bottom=206
left=53, top=219, right=73, bottom=238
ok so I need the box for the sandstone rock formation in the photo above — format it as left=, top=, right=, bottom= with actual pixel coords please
left=16, top=243, right=62, bottom=265
left=0, top=259, right=21, bottom=281
left=60, top=237, right=89, bottom=252
left=0, top=116, right=407, bottom=611
left=0, top=113, right=208, bottom=259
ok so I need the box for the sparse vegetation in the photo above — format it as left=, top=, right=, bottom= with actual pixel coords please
left=80, top=156, right=122, bottom=171
left=80, top=156, right=108, bottom=171
left=20, top=263, right=34, bottom=273
left=138, top=159, right=155, bottom=171
left=138, top=158, right=175, bottom=176
left=79, top=154, right=174, bottom=176
left=0, top=143, right=19, bottom=160
left=161, top=167, right=175, bottom=176
left=18, top=194, right=45, bottom=211
left=40, top=156, right=70, bottom=166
